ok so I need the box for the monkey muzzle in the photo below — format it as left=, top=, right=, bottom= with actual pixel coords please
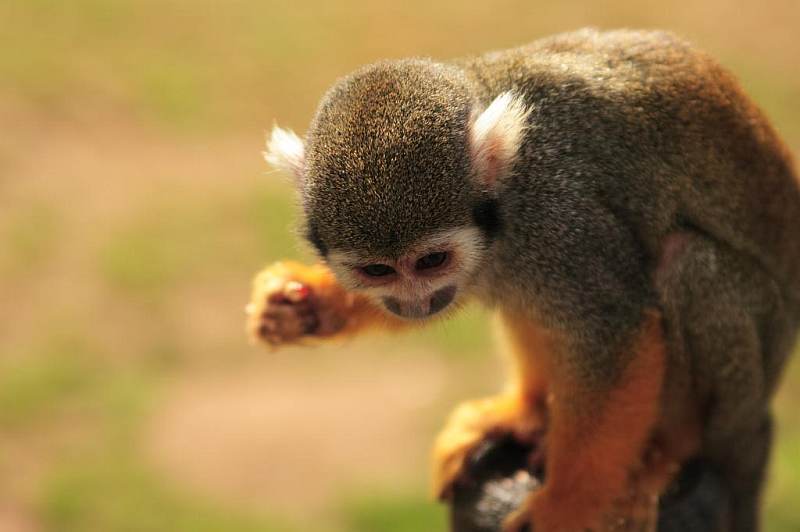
left=382, top=285, right=457, bottom=319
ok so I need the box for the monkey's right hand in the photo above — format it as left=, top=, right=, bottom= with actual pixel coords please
left=246, top=261, right=351, bottom=347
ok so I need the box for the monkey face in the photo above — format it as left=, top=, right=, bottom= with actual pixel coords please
left=324, top=226, right=486, bottom=320
left=264, top=60, right=529, bottom=321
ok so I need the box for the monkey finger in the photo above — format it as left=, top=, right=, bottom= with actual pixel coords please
left=261, top=300, right=317, bottom=329
left=282, top=303, right=320, bottom=335
left=266, top=291, right=292, bottom=305
left=260, top=305, right=320, bottom=339
left=257, top=319, right=280, bottom=341
left=260, top=312, right=303, bottom=338
left=262, top=332, right=286, bottom=348
left=296, top=309, right=320, bottom=334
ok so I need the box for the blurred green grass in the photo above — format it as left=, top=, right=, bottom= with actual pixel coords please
left=98, top=184, right=299, bottom=301
left=0, top=203, right=60, bottom=277
left=1, top=1, right=799, bottom=531
left=40, top=459, right=294, bottom=532
left=341, top=491, right=446, bottom=532
left=0, top=334, right=97, bottom=430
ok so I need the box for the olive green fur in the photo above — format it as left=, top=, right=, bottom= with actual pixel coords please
left=293, top=28, right=800, bottom=531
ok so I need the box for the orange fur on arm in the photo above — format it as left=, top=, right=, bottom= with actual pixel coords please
left=505, top=311, right=668, bottom=531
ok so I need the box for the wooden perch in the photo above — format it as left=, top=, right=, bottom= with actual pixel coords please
left=447, top=437, right=729, bottom=532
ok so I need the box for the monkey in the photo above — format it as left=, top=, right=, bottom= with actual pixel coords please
left=246, top=28, right=800, bottom=531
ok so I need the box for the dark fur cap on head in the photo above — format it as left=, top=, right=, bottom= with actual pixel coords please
left=265, top=57, right=532, bottom=259
left=300, top=60, right=480, bottom=257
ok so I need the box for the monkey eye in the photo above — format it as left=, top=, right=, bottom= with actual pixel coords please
left=415, top=252, right=448, bottom=271
left=361, top=264, right=396, bottom=277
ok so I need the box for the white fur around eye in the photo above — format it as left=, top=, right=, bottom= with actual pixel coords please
left=325, top=250, right=367, bottom=292
left=469, top=91, right=531, bottom=186
left=324, top=226, right=486, bottom=298
left=264, top=125, right=305, bottom=180
left=441, top=226, right=485, bottom=282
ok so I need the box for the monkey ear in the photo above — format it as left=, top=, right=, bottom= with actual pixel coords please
left=468, top=91, right=531, bottom=188
left=264, top=125, right=305, bottom=183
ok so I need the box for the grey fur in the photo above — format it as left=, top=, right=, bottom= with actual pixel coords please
left=290, top=28, right=800, bottom=531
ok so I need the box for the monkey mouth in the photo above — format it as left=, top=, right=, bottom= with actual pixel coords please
left=382, top=285, right=457, bottom=319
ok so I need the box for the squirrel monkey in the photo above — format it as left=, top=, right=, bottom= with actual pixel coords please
left=247, top=29, right=800, bottom=531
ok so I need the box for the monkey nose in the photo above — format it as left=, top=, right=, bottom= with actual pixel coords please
left=382, top=297, right=404, bottom=317
left=382, top=285, right=456, bottom=319
left=429, top=285, right=456, bottom=314
left=382, top=297, right=429, bottom=319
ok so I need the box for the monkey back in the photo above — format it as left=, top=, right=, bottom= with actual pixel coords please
left=461, top=28, right=800, bottom=301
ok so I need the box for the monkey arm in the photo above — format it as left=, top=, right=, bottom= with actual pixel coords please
left=504, top=310, right=671, bottom=532
left=247, top=261, right=415, bottom=347
left=433, top=308, right=674, bottom=532
left=431, top=308, right=557, bottom=502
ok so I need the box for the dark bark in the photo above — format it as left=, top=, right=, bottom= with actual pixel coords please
left=448, top=437, right=728, bottom=532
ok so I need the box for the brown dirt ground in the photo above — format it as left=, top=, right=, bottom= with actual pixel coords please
left=144, top=346, right=454, bottom=513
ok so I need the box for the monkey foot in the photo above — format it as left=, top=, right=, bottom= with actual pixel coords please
left=432, top=394, right=546, bottom=501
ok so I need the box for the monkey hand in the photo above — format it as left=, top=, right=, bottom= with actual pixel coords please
left=432, top=394, right=545, bottom=502
left=246, top=261, right=352, bottom=347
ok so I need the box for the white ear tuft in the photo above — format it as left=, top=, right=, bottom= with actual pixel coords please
left=264, top=125, right=305, bottom=180
left=469, top=91, right=531, bottom=187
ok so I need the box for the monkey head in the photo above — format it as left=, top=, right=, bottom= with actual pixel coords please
left=265, top=59, right=530, bottom=320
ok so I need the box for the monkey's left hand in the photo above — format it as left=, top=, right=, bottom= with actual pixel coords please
left=246, top=261, right=352, bottom=347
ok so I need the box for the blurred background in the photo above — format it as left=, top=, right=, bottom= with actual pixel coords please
left=1, top=1, right=799, bottom=531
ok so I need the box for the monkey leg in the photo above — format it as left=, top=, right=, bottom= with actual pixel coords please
left=712, top=415, right=772, bottom=532
left=504, top=311, right=668, bottom=532
left=448, top=436, right=729, bottom=532
left=433, top=312, right=554, bottom=499
left=246, top=261, right=412, bottom=346
left=432, top=393, right=547, bottom=501
left=655, top=232, right=797, bottom=532
left=433, top=310, right=556, bottom=501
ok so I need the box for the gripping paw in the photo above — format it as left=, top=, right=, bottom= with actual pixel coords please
left=502, top=506, right=533, bottom=532
left=246, top=262, right=349, bottom=347
left=432, top=395, right=545, bottom=501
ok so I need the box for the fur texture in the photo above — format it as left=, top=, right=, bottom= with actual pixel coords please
left=264, top=126, right=304, bottom=178
left=261, top=28, right=800, bottom=531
